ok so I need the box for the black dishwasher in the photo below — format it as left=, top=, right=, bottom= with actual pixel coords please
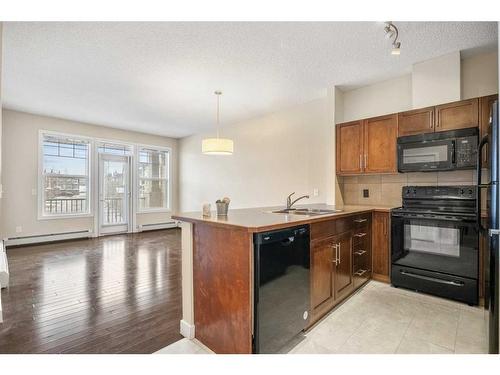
left=253, top=225, right=310, bottom=353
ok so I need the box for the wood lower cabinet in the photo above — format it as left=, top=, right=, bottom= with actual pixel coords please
left=336, top=120, right=363, bottom=174
left=332, top=231, right=354, bottom=301
left=435, top=98, right=479, bottom=132
left=310, top=213, right=371, bottom=324
left=371, top=211, right=390, bottom=283
left=398, top=106, right=435, bottom=137
left=311, top=236, right=335, bottom=314
left=363, top=114, right=398, bottom=173
left=479, top=94, right=498, bottom=169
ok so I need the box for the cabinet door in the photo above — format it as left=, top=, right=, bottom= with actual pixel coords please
left=336, top=121, right=363, bottom=175
left=372, top=212, right=390, bottom=283
left=479, top=95, right=498, bottom=169
left=311, top=237, right=335, bottom=312
left=332, top=231, right=353, bottom=301
left=435, top=98, right=479, bottom=132
left=398, top=107, right=435, bottom=137
left=363, top=114, right=398, bottom=173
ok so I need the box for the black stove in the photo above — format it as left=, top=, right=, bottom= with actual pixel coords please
left=391, top=185, right=479, bottom=305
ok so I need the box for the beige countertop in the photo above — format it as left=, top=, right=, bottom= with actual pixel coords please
left=172, top=203, right=397, bottom=233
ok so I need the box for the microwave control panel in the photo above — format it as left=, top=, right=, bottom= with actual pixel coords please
left=455, top=136, right=478, bottom=168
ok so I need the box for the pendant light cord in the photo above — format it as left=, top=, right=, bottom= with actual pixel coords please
left=216, top=92, right=220, bottom=139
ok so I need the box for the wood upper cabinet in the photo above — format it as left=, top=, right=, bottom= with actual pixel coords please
left=435, top=98, right=479, bottom=132
left=363, top=114, right=398, bottom=174
left=332, top=231, right=353, bottom=301
left=336, top=120, right=363, bottom=174
left=311, top=237, right=335, bottom=313
left=479, top=94, right=498, bottom=168
left=398, top=106, right=435, bottom=137
left=371, top=211, right=390, bottom=283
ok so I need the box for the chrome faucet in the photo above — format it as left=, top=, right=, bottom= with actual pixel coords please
left=286, top=192, right=310, bottom=210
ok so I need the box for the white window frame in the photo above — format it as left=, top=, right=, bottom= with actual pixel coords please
left=38, top=130, right=94, bottom=220
left=136, top=145, right=172, bottom=213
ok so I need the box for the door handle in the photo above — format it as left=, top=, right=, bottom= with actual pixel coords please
left=400, top=270, right=464, bottom=287
left=337, top=242, right=340, bottom=264
left=359, top=155, right=362, bottom=169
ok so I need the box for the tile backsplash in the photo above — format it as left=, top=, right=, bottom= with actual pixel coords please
left=338, top=170, right=478, bottom=207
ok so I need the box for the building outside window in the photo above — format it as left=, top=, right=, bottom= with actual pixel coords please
left=40, top=133, right=91, bottom=216
left=138, top=148, right=169, bottom=211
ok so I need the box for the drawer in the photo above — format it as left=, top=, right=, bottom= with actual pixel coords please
left=310, top=217, right=352, bottom=240
left=351, top=214, right=371, bottom=228
left=353, top=248, right=370, bottom=270
left=352, top=229, right=370, bottom=245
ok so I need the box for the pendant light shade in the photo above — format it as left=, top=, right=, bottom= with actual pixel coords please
left=201, top=137, right=234, bottom=155
left=202, top=91, right=233, bottom=155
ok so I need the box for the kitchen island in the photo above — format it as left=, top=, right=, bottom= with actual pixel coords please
left=172, top=204, right=394, bottom=354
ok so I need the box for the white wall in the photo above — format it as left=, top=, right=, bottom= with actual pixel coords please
left=1, top=109, right=179, bottom=238
left=179, top=97, right=332, bottom=212
left=462, top=50, right=499, bottom=99
left=412, top=51, right=461, bottom=108
left=342, top=74, right=412, bottom=122
left=0, top=24, right=3, bottom=238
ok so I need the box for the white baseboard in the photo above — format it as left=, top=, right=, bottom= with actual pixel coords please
left=4, top=230, right=92, bottom=247
left=180, top=319, right=195, bottom=339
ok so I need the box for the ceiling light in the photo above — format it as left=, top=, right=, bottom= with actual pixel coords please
left=383, top=21, right=401, bottom=55
left=202, top=91, right=234, bottom=155
left=391, top=42, right=401, bottom=55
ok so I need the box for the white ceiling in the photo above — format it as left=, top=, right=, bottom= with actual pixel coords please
left=2, top=22, right=497, bottom=138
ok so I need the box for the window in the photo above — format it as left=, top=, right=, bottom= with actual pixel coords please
left=40, top=134, right=91, bottom=217
left=138, top=148, right=169, bottom=211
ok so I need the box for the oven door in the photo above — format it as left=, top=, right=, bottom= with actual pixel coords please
left=391, top=214, right=478, bottom=279
left=397, top=139, right=455, bottom=172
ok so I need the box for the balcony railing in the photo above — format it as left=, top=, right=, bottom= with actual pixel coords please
left=45, top=197, right=124, bottom=224
left=45, top=198, right=86, bottom=214
left=103, top=197, right=124, bottom=224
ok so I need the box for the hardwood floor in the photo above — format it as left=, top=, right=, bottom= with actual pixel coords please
left=0, top=229, right=183, bottom=353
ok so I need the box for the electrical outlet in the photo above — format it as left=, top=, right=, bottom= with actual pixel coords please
left=363, top=189, right=369, bottom=198
left=313, top=188, right=319, bottom=197
left=16, top=226, right=22, bottom=233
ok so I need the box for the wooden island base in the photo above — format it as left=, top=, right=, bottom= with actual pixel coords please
left=173, top=204, right=394, bottom=354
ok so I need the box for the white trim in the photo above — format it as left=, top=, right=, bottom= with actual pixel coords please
left=4, top=230, right=92, bottom=247
left=0, top=241, right=9, bottom=289
left=180, top=319, right=195, bottom=339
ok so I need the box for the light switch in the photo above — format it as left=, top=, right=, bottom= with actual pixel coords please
left=313, top=188, right=319, bottom=197
left=16, top=226, right=22, bottom=233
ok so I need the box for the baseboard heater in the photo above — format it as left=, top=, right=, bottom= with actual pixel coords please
left=138, top=221, right=178, bottom=232
left=4, top=230, right=92, bottom=247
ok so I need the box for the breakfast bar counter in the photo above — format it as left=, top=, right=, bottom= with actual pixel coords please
left=172, top=204, right=395, bottom=354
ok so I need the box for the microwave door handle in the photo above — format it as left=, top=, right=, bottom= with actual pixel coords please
left=451, top=140, right=456, bottom=165
left=477, top=134, right=489, bottom=232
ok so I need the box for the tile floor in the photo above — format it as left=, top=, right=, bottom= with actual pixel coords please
left=155, top=281, right=488, bottom=354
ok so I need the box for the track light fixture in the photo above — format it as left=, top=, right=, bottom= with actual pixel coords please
left=384, top=22, right=401, bottom=55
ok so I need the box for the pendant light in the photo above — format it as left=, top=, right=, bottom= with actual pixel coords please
left=202, top=91, right=234, bottom=155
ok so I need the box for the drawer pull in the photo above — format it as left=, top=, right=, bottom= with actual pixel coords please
left=354, top=269, right=367, bottom=276
left=354, top=218, right=367, bottom=223
left=400, top=270, right=465, bottom=287
left=353, top=232, right=367, bottom=238
left=354, top=250, right=366, bottom=256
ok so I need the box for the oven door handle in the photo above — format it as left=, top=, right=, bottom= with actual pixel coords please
left=400, top=270, right=465, bottom=287
left=477, top=134, right=489, bottom=233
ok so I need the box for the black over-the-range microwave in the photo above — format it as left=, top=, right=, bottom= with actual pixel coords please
left=397, top=127, right=478, bottom=173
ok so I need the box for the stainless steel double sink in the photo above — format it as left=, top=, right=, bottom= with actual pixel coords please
left=270, top=208, right=343, bottom=216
